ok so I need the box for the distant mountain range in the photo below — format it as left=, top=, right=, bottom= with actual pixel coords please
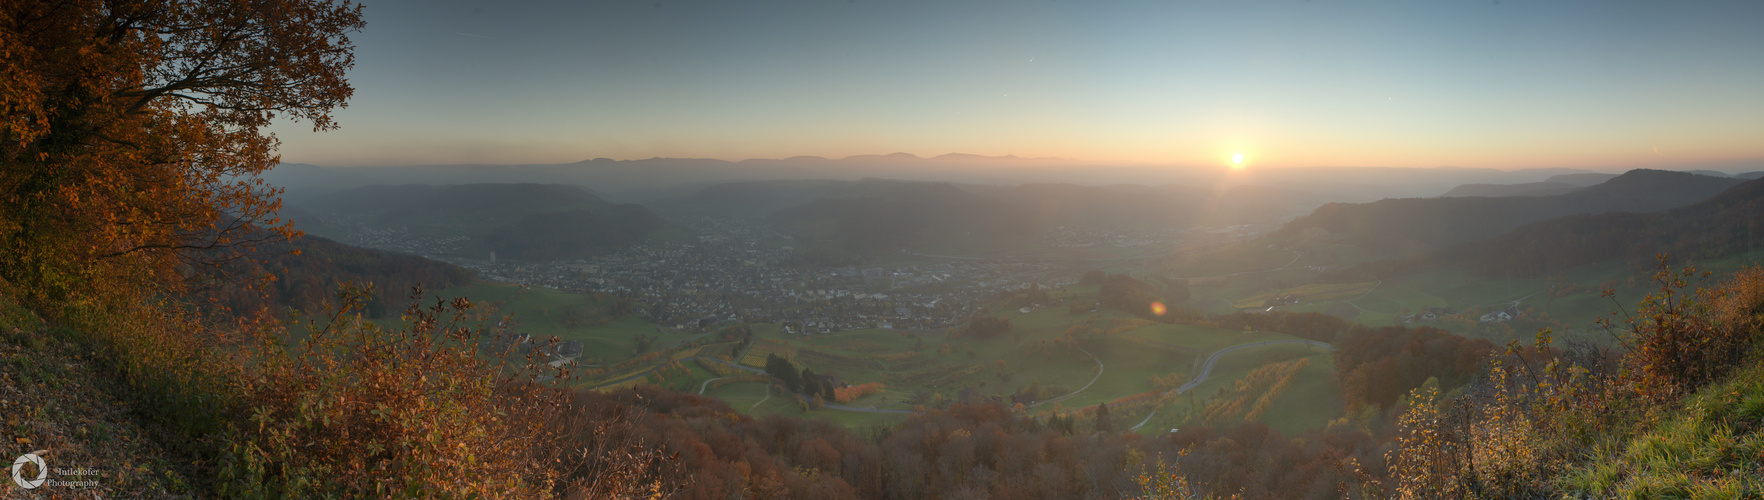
left=261, top=155, right=1760, bottom=204
left=1278, top=169, right=1745, bottom=256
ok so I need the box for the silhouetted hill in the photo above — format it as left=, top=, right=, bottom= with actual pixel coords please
left=209, top=235, right=474, bottom=317
left=1440, top=182, right=1581, bottom=198
left=287, top=183, right=675, bottom=258
left=297, top=183, right=615, bottom=228
left=1441, top=177, right=1764, bottom=277
left=482, top=205, right=679, bottom=260
left=1322, top=177, right=1764, bottom=281
left=1278, top=169, right=1743, bottom=256
left=1737, top=171, right=1764, bottom=180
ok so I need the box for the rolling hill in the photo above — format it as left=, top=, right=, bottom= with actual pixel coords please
left=1439, top=181, right=1581, bottom=198
left=1437, top=176, right=1764, bottom=277
left=1277, top=169, right=1743, bottom=256
left=288, top=183, right=679, bottom=258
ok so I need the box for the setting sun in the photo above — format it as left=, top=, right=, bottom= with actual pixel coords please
left=1231, top=152, right=1244, bottom=168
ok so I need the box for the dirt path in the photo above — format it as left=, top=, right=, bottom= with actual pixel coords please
left=749, top=384, right=771, bottom=412
left=1029, top=347, right=1104, bottom=409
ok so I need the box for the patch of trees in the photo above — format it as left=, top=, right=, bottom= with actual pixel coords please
left=1099, top=273, right=1165, bottom=316
left=1208, top=310, right=1495, bottom=412
left=764, top=353, right=801, bottom=392
left=1334, top=326, right=1494, bottom=411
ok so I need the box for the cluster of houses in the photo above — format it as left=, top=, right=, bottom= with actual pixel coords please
left=400, top=218, right=1082, bottom=335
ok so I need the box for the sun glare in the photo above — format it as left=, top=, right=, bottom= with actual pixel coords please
left=1230, top=152, right=1245, bottom=169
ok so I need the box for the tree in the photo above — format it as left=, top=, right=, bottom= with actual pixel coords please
left=766, top=353, right=801, bottom=393
left=0, top=0, right=364, bottom=308
left=1095, top=403, right=1112, bottom=432
left=800, top=367, right=824, bottom=397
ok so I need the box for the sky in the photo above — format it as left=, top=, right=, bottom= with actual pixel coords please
left=269, top=0, right=1764, bottom=171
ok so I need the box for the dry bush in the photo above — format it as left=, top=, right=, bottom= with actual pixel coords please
left=1390, top=259, right=1764, bottom=497
left=1622, top=262, right=1764, bottom=401
left=217, top=283, right=577, bottom=498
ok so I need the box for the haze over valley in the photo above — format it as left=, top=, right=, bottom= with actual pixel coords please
left=9, top=0, right=1764, bottom=498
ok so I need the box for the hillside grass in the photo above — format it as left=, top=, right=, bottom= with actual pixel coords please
left=1559, top=360, right=1764, bottom=497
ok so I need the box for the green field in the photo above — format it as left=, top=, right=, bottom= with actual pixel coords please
left=441, top=243, right=1512, bottom=438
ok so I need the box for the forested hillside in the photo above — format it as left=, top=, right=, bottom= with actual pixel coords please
left=205, top=235, right=474, bottom=317
left=1323, top=177, right=1764, bottom=281
left=1279, top=169, right=1741, bottom=255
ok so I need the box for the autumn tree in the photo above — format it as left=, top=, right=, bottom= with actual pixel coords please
left=0, top=0, right=363, bottom=308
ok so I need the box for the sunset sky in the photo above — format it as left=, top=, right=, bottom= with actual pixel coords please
left=271, top=0, right=1764, bottom=171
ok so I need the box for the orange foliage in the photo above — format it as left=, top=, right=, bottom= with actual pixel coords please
left=832, top=382, right=885, bottom=403
left=0, top=0, right=360, bottom=308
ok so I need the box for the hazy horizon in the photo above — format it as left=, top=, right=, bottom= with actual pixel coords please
left=266, top=0, right=1764, bottom=171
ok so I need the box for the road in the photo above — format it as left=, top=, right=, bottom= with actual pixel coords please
left=1130, top=339, right=1334, bottom=431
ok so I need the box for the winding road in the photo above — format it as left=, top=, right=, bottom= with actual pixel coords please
left=1130, top=339, right=1334, bottom=431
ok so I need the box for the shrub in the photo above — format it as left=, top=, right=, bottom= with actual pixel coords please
left=218, top=284, right=572, bottom=497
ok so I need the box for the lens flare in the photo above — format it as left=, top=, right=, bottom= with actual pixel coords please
left=1150, top=301, right=1167, bottom=316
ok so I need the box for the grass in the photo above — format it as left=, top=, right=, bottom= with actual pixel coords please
left=1128, top=342, right=1336, bottom=436
left=453, top=272, right=1359, bottom=437
left=1559, top=360, right=1764, bottom=497
left=1159, top=243, right=1298, bottom=279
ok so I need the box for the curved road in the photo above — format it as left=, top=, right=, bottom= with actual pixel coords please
left=1130, top=339, right=1334, bottom=431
